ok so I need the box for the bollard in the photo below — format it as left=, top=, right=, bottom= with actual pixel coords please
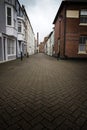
left=21, top=51, right=23, bottom=61
left=27, top=52, right=29, bottom=58
left=57, top=51, right=60, bottom=60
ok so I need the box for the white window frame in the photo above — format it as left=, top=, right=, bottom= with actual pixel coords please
left=7, top=38, right=16, bottom=56
left=18, top=21, right=22, bottom=33
left=78, top=36, right=87, bottom=54
left=80, top=9, right=87, bottom=25
left=6, top=5, right=13, bottom=27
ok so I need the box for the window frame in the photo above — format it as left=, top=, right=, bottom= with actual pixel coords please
left=6, top=5, right=13, bottom=26
left=7, top=39, right=15, bottom=55
left=80, top=9, right=87, bottom=24
left=78, top=36, right=87, bottom=54
left=18, top=21, right=22, bottom=33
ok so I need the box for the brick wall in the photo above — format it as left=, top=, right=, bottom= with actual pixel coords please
left=54, top=8, right=65, bottom=58
left=65, top=4, right=87, bottom=58
left=54, top=2, right=87, bottom=58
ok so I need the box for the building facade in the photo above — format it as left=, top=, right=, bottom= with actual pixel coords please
left=0, top=0, right=17, bottom=63
left=0, top=0, right=35, bottom=63
left=16, top=2, right=26, bottom=58
left=53, top=0, right=87, bottom=59
left=22, top=5, right=35, bottom=56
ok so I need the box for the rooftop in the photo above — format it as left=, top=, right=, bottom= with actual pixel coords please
left=53, top=0, right=87, bottom=24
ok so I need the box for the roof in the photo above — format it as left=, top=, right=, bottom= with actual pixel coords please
left=53, top=0, right=87, bottom=24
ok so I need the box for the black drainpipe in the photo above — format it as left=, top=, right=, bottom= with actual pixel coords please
left=64, top=5, right=66, bottom=58
left=16, top=38, right=18, bottom=58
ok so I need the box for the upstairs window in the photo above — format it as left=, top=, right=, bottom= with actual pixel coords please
left=7, top=7, right=12, bottom=25
left=80, top=10, right=87, bottom=23
left=18, top=21, right=22, bottom=33
left=79, top=36, right=87, bottom=53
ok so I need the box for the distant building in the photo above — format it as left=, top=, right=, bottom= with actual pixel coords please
left=44, top=31, right=54, bottom=56
left=39, top=42, right=45, bottom=53
left=53, top=0, right=87, bottom=59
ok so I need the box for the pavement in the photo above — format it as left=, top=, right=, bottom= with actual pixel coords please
left=0, top=53, right=87, bottom=130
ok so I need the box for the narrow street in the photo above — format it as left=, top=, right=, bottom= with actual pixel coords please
left=0, top=53, right=87, bottom=130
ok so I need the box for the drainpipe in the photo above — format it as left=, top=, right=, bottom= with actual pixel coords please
left=64, top=5, right=66, bottom=58
left=16, top=38, right=18, bottom=58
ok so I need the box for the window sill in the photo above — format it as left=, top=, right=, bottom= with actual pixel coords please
left=78, top=52, right=87, bottom=54
left=6, top=25, right=17, bottom=30
left=18, top=32, right=24, bottom=35
left=6, top=25, right=13, bottom=27
left=79, top=23, right=87, bottom=26
left=8, top=54, right=16, bottom=56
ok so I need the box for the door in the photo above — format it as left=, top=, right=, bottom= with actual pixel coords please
left=3, top=37, right=6, bottom=61
left=86, top=40, right=87, bottom=53
left=58, top=39, right=60, bottom=53
left=0, top=37, right=3, bottom=61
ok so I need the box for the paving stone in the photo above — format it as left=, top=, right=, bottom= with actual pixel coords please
left=6, top=116, right=22, bottom=126
left=0, top=119, right=8, bottom=129
left=41, top=112, right=54, bottom=121
left=41, top=119, right=56, bottom=130
left=18, top=119, right=31, bottom=130
left=0, top=53, right=87, bottom=129
left=53, top=116, right=65, bottom=127
left=32, top=124, right=43, bottom=130
left=31, top=115, right=43, bottom=126
left=76, top=116, right=86, bottom=127
left=81, top=121, right=87, bottom=130
left=21, top=112, right=33, bottom=121
left=7, top=124, right=21, bottom=130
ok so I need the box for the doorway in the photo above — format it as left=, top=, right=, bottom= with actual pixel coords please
left=3, top=37, right=6, bottom=61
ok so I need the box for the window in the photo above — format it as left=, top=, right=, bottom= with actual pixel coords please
left=80, top=10, right=87, bottom=23
left=18, top=21, right=22, bottom=32
left=7, top=7, right=12, bottom=25
left=7, top=39, right=15, bottom=55
left=79, top=36, right=87, bottom=53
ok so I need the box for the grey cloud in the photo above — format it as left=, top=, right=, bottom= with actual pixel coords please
left=19, top=0, right=62, bottom=42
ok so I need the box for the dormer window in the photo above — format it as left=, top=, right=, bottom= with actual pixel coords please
left=80, top=10, right=87, bottom=23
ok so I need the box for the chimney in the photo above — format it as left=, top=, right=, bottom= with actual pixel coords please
left=37, top=32, right=39, bottom=47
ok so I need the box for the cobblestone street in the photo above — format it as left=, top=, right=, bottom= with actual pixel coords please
left=0, top=53, right=87, bottom=130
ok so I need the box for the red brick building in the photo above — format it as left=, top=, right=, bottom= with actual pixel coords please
left=53, top=0, right=87, bottom=58
left=39, top=36, right=49, bottom=53
left=39, top=42, right=45, bottom=53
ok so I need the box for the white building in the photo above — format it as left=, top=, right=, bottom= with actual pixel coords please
left=28, top=24, right=35, bottom=55
left=22, top=5, right=35, bottom=56
left=16, top=2, right=26, bottom=58
left=0, top=0, right=17, bottom=63
left=45, top=31, right=54, bottom=56
left=0, top=0, right=35, bottom=63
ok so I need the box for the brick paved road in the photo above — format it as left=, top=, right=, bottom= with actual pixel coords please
left=0, top=53, right=87, bottom=130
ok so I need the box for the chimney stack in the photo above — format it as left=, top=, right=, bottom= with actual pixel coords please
left=37, top=32, right=39, bottom=47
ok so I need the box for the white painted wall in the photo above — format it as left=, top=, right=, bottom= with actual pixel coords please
left=45, top=31, right=54, bottom=56
left=26, top=19, right=35, bottom=55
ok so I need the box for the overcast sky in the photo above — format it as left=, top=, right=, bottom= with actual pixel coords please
left=19, top=0, right=62, bottom=42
